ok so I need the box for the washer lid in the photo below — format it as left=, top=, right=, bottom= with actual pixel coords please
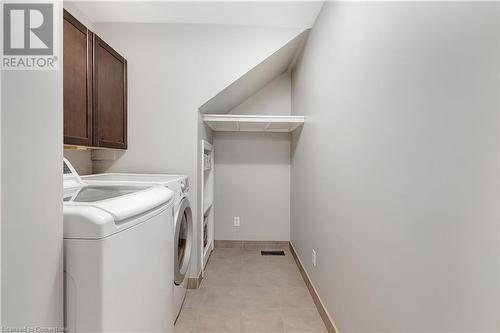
left=65, top=185, right=150, bottom=203
left=82, top=173, right=184, bottom=184
left=62, top=158, right=175, bottom=239
left=82, top=173, right=190, bottom=197
left=64, top=185, right=174, bottom=239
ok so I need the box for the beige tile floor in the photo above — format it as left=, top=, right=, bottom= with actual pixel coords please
left=175, top=248, right=327, bottom=333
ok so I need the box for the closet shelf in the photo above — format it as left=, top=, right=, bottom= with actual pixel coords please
left=203, top=114, right=305, bottom=133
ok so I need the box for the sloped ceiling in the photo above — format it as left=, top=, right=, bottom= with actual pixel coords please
left=229, top=73, right=291, bottom=116
left=199, top=30, right=309, bottom=114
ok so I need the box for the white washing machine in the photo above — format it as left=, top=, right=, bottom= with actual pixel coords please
left=82, top=172, right=193, bottom=320
left=63, top=160, right=175, bottom=332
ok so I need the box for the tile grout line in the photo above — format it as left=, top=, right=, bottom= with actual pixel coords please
left=179, top=246, right=327, bottom=333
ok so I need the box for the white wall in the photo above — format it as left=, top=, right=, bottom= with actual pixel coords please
left=290, top=2, right=499, bottom=332
left=214, top=73, right=291, bottom=241
left=87, top=21, right=301, bottom=276
left=214, top=132, right=290, bottom=241
left=230, top=72, right=291, bottom=116
left=1, top=4, right=63, bottom=328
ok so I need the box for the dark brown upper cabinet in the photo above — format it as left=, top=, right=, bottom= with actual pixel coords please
left=63, top=10, right=127, bottom=149
left=93, top=36, right=127, bottom=149
left=63, top=10, right=93, bottom=146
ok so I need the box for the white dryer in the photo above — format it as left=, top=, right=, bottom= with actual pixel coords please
left=63, top=160, right=175, bottom=332
left=82, top=172, right=193, bottom=320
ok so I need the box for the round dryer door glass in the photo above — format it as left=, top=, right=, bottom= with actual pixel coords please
left=174, top=198, right=193, bottom=285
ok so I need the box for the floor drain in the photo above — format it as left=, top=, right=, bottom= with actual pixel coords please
left=261, top=250, right=285, bottom=256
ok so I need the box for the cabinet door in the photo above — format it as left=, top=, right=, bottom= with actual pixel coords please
left=63, top=10, right=93, bottom=146
left=93, top=35, right=127, bottom=149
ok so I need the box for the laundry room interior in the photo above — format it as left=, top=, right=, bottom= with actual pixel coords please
left=1, top=1, right=499, bottom=333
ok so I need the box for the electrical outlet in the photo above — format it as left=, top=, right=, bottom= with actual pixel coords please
left=312, top=249, right=317, bottom=267
left=233, top=216, right=240, bottom=227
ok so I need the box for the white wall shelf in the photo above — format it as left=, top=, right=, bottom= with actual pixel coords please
left=203, top=114, right=305, bottom=133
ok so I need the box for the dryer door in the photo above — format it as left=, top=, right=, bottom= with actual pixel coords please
left=174, top=198, right=193, bottom=285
